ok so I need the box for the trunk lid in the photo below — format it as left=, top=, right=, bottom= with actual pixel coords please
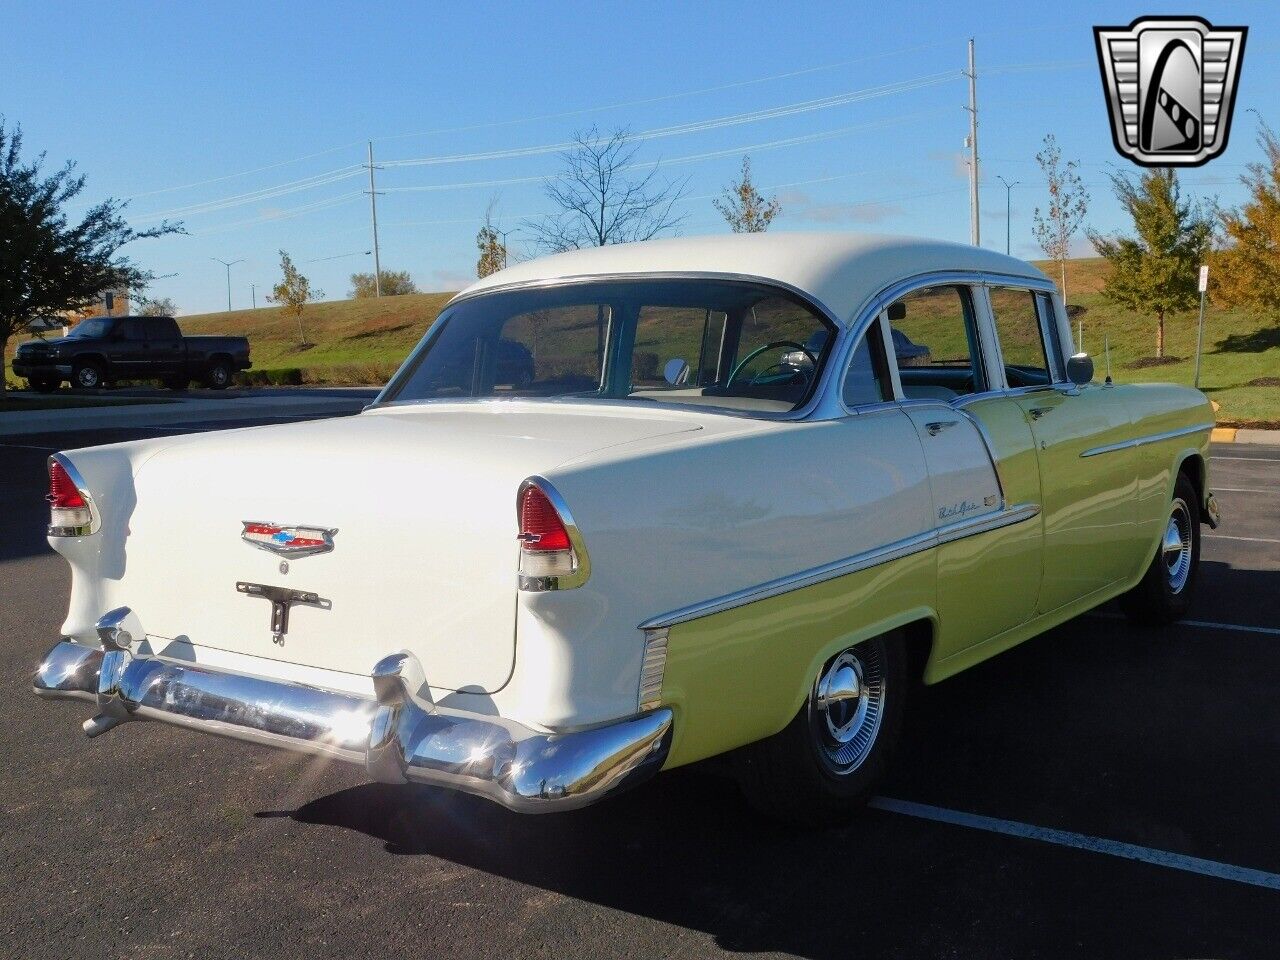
left=121, top=404, right=698, bottom=690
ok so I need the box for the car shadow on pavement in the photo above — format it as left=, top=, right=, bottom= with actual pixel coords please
left=271, top=585, right=1280, bottom=959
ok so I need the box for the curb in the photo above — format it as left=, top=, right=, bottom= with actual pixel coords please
left=1211, top=427, right=1237, bottom=443
left=1214, top=426, right=1280, bottom=445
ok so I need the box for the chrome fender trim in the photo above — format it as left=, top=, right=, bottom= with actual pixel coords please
left=33, top=616, right=673, bottom=813
left=639, top=502, right=1042, bottom=631
left=1079, top=422, right=1214, bottom=458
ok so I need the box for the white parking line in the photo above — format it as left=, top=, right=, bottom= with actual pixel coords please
left=1088, top=611, right=1280, bottom=636
left=1214, top=487, right=1277, bottom=494
left=0, top=442, right=58, bottom=451
left=869, top=797, right=1280, bottom=891
left=1213, top=456, right=1280, bottom=462
left=1206, top=534, right=1280, bottom=545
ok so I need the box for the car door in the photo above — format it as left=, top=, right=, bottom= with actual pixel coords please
left=145, top=317, right=183, bottom=377
left=104, top=318, right=148, bottom=377
left=985, top=285, right=1136, bottom=613
left=876, top=282, right=1044, bottom=652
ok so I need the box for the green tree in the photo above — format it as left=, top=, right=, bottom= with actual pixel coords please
left=0, top=119, right=181, bottom=392
left=714, top=156, right=781, bottom=233
left=476, top=203, right=508, bottom=278
left=1213, top=120, right=1280, bottom=316
left=1032, top=134, right=1090, bottom=312
left=267, top=250, right=321, bottom=347
left=349, top=270, right=416, bottom=298
left=1088, top=168, right=1212, bottom=358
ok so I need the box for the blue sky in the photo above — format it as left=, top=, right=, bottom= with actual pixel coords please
left=4, top=1, right=1274, bottom=315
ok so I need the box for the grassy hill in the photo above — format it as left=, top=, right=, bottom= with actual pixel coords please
left=6, top=257, right=1278, bottom=425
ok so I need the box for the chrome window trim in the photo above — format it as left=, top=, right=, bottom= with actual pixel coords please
left=371, top=271, right=845, bottom=422
left=1080, top=423, right=1214, bottom=458
left=516, top=475, right=592, bottom=591
left=637, top=501, right=1041, bottom=631
left=47, top=453, right=101, bottom=537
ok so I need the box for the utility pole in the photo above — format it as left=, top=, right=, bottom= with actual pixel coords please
left=997, top=176, right=1019, bottom=255
left=211, top=257, right=244, bottom=311
left=251, top=283, right=257, bottom=309
left=964, top=38, right=980, bottom=247
left=365, top=141, right=383, bottom=297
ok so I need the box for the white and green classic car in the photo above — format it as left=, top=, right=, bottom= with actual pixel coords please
left=35, top=233, right=1218, bottom=821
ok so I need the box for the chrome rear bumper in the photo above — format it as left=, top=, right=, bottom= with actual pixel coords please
left=33, top=608, right=672, bottom=812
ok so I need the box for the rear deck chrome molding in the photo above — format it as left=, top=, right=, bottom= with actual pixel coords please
left=34, top=612, right=673, bottom=813
left=1080, top=423, right=1213, bottom=458
left=638, top=502, right=1041, bottom=631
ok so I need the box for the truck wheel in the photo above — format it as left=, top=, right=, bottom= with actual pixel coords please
left=163, top=377, right=189, bottom=391
left=71, top=361, right=104, bottom=390
left=1121, top=472, right=1200, bottom=625
left=204, top=359, right=232, bottom=390
left=733, top=632, right=907, bottom=824
left=28, top=377, right=59, bottom=393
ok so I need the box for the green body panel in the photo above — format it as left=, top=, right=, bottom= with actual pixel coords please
left=657, top=382, right=1214, bottom=771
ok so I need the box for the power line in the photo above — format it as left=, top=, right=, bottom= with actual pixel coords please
left=134, top=166, right=363, bottom=222
left=381, top=73, right=960, bottom=169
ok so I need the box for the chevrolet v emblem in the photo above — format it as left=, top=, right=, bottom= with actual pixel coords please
left=236, top=581, right=331, bottom=646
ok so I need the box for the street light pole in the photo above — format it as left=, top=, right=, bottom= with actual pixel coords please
left=997, top=176, right=1020, bottom=256
left=211, top=258, right=244, bottom=311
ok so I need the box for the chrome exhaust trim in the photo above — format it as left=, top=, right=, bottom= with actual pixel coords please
left=33, top=609, right=673, bottom=813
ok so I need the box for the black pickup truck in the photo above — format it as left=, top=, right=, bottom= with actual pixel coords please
left=13, top=316, right=251, bottom=392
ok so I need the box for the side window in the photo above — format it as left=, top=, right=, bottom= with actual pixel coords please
left=145, top=317, right=179, bottom=340
left=1036, top=293, right=1066, bottom=378
left=988, top=287, right=1053, bottom=387
left=841, top=322, right=889, bottom=408
left=887, top=285, right=985, bottom=400
left=630, top=307, right=728, bottom=391
left=121, top=319, right=147, bottom=340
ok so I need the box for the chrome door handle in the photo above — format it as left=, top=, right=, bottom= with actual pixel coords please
left=925, top=420, right=958, bottom=436
left=1028, top=406, right=1053, bottom=420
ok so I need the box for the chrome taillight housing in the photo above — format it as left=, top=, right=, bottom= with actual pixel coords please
left=517, top=478, right=589, bottom=591
left=47, top=455, right=98, bottom=537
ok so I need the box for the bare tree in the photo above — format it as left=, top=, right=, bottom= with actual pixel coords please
left=476, top=198, right=508, bottom=277
left=524, top=127, right=687, bottom=251
left=138, top=296, right=178, bottom=316
left=1032, top=134, right=1090, bottom=333
left=714, top=156, right=781, bottom=233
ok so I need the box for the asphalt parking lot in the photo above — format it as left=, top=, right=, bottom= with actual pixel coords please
left=1, top=419, right=1277, bottom=959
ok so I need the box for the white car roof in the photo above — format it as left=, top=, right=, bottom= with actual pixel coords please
left=457, top=231, right=1048, bottom=325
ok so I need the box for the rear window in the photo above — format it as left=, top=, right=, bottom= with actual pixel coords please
left=382, top=279, right=837, bottom=415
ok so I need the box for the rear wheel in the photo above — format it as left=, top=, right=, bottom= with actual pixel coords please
left=28, top=376, right=58, bottom=393
left=71, top=361, right=104, bottom=390
left=1121, top=472, right=1200, bottom=624
left=733, top=632, right=907, bottom=824
left=204, top=358, right=232, bottom=390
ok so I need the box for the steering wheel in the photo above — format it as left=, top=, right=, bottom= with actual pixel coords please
left=727, top=340, right=816, bottom=386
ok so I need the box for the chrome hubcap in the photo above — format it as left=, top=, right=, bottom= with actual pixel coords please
left=1163, top=497, right=1193, bottom=594
left=812, top=641, right=885, bottom=775
left=77, top=368, right=97, bottom=387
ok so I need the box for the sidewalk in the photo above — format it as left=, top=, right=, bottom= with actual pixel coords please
left=0, top=388, right=376, bottom=438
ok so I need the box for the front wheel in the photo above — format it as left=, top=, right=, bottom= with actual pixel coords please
left=733, top=632, right=907, bottom=824
left=71, top=361, right=104, bottom=390
left=1121, top=472, right=1201, bottom=624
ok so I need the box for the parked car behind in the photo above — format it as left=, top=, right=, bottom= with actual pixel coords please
left=12, top=315, right=250, bottom=391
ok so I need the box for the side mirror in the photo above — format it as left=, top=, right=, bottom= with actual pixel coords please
left=1066, top=352, right=1094, bottom=386
left=886, top=302, right=907, bottom=322
left=663, top=358, right=691, bottom=386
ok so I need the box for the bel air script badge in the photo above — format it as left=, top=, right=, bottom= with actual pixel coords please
left=1094, top=16, right=1247, bottom=167
left=241, top=521, right=337, bottom=558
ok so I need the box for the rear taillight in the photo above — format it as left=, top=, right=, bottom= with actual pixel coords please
left=47, top=457, right=95, bottom=536
left=517, top=479, right=589, bottom=589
